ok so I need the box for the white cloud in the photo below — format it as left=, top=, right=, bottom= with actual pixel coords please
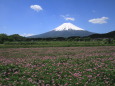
left=20, top=33, right=35, bottom=37
left=65, top=17, right=75, bottom=21
left=61, top=15, right=75, bottom=21
left=89, top=17, right=109, bottom=24
left=30, top=5, right=43, bottom=12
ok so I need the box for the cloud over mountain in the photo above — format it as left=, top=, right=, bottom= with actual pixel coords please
left=89, top=17, right=109, bottom=24
left=65, top=17, right=75, bottom=21
left=61, top=15, right=75, bottom=21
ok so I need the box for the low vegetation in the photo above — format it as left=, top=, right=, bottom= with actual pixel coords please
left=0, top=33, right=114, bottom=48
left=0, top=47, right=115, bottom=86
left=0, top=33, right=115, bottom=85
left=0, top=40, right=114, bottom=48
left=0, top=33, right=115, bottom=48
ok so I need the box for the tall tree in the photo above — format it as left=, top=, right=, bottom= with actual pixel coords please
left=0, top=34, right=8, bottom=44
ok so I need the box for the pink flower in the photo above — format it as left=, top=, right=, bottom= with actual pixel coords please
left=87, top=75, right=92, bottom=78
left=14, top=71, right=19, bottom=74
left=28, top=78, right=33, bottom=82
left=69, top=79, right=72, bottom=80
left=46, top=84, right=50, bottom=86
left=73, top=73, right=81, bottom=77
left=64, top=83, right=68, bottom=86
left=96, top=74, right=100, bottom=77
left=85, top=69, right=92, bottom=72
left=5, top=78, right=10, bottom=80
left=76, top=83, right=79, bottom=85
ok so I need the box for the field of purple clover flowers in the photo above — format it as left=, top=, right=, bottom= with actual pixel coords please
left=0, top=46, right=115, bottom=86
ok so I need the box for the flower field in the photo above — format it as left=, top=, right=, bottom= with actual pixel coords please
left=0, top=46, right=115, bottom=86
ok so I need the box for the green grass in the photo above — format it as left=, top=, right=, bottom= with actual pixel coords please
left=0, top=41, right=115, bottom=48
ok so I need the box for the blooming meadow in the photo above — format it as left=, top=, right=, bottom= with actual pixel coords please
left=0, top=46, right=115, bottom=86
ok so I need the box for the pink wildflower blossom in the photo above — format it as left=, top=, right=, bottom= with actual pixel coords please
left=73, top=73, right=81, bottom=77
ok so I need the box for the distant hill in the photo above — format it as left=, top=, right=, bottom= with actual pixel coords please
left=89, top=31, right=115, bottom=38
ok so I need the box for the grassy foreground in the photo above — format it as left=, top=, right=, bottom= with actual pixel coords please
left=0, top=46, right=115, bottom=86
left=1, top=41, right=115, bottom=48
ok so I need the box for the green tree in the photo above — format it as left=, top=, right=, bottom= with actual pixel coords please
left=0, top=34, right=8, bottom=44
left=9, top=34, right=25, bottom=41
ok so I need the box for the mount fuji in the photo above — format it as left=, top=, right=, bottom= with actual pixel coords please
left=53, top=23, right=84, bottom=31
left=29, top=23, right=95, bottom=38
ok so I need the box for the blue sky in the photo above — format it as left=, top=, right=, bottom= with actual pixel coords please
left=0, top=0, right=115, bottom=36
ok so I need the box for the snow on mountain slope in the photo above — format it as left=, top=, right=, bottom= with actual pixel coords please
left=28, top=23, right=95, bottom=38
left=53, top=23, right=85, bottom=31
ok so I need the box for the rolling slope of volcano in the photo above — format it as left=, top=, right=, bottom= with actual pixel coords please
left=29, top=23, right=95, bottom=38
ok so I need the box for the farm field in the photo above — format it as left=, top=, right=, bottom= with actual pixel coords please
left=1, top=41, right=115, bottom=48
left=0, top=46, right=115, bottom=86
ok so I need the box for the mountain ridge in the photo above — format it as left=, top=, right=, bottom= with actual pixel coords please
left=29, top=23, right=95, bottom=38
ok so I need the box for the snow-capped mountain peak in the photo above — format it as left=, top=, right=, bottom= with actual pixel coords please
left=28, top=22, right=95, bottom=38
left=53, top=23, right=85, bottom=31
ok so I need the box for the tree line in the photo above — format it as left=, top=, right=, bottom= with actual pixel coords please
left=0, top=34, right=25, bottom=44
left=0, top=31, right=115, bottom=44
left=0, top=34, right=92, bottom=43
